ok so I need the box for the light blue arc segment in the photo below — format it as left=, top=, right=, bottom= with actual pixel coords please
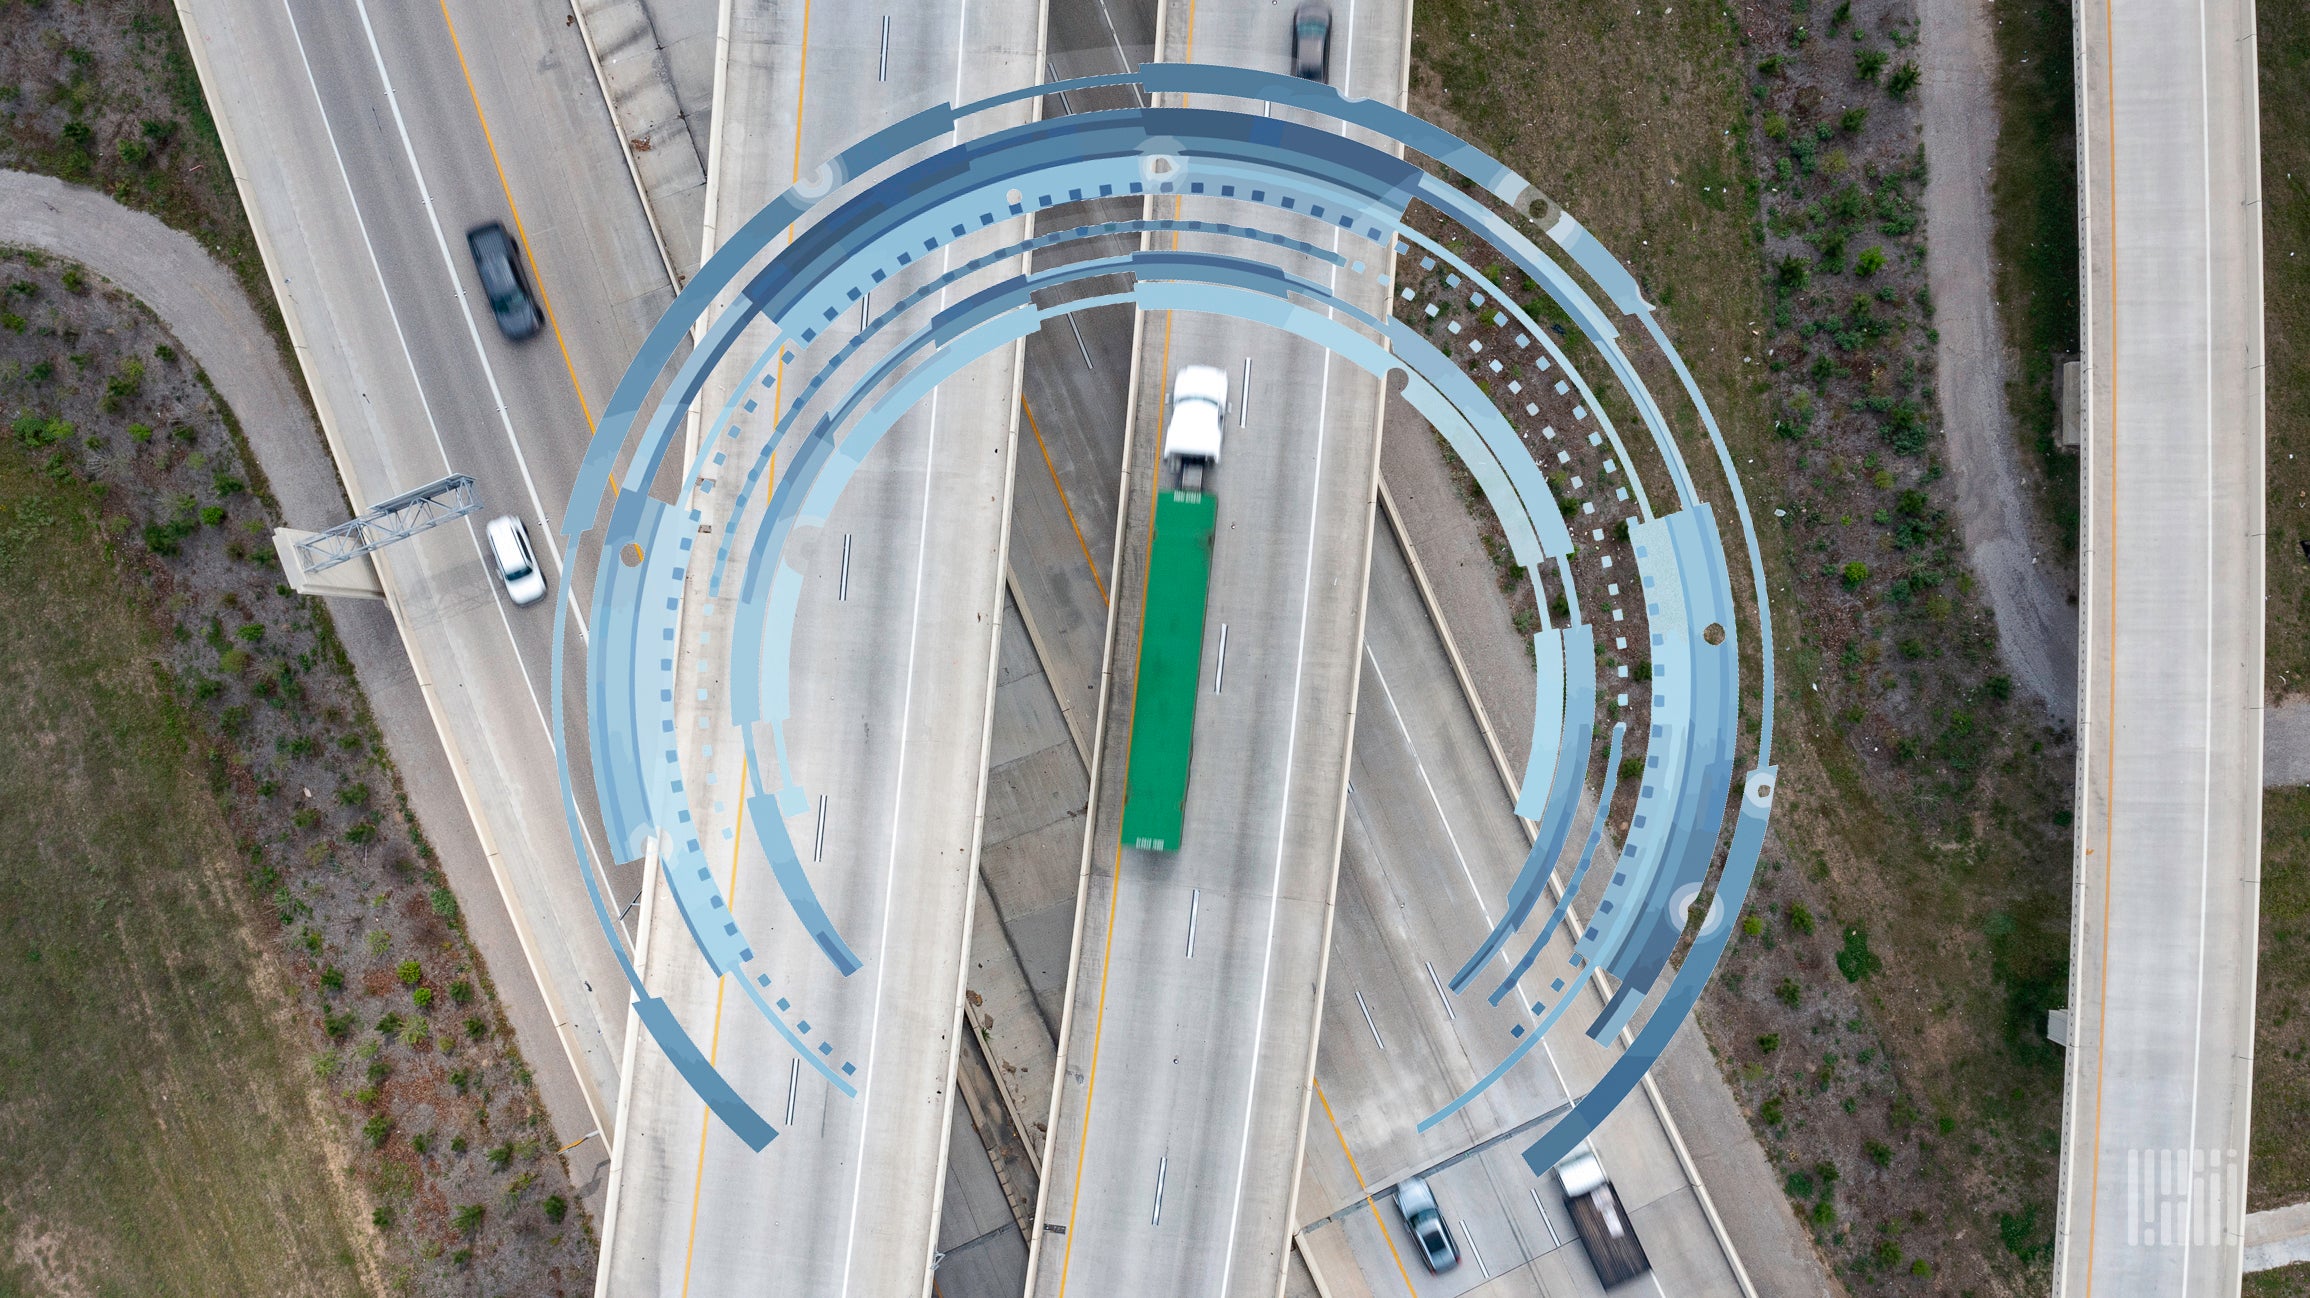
left=1490, top=721, right=1628, bottom=1007
left=1567, top=516, right=1693, bottom=984
left=1448, top=622, right=1593, bottom=993
left=1522, top=768, right=1778, bottom=1175
left=1517, top=630, right=1568, bottom=817
left=746, top=795, right=864, bottom=976
left=1587, top=507, right=1741, bottom=1040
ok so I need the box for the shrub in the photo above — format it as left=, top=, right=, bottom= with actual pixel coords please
left=319, top=965, right=344, bottom=992
left=430, top=888, right=461, bottom=923
left=1741, top=915, right=1765, bottom=937
left=410, top=1132, right=432, bottom=1155
left=1887, top=61, right=1921, bottom=99
left=396, top=960, right=423, bottom=986
left=453, top=1204, right=485, bottom=1234
left=1987, top=675, right=2014, bottom=701
left=1839, top=106, right=1869, bottom=134
left=336, top=781, right=370, bottom=806
left=1761, top=1096, right=1786, bottom=1125
left=322, top=1009, right=355, bottom=1039
left=465, top=1016, right=488, bottom=1040
left=362, top=1115, right=391, bottom=1148
left=1787, top=902, right=1816, bottom=935
left=345, top=821, right=377, bottom=844
left=374, top=1012, right=403, bottom=1037
left=1841, top=561, right=1870, bottom=589
left=543, top=1194, right=568, bottom=1224
left=485, top=1141, right=515, bottom=1171
left=1866, top=1139, right=1894, bottom=1168
left=1855, top=246, right=1886, bottom=277
left=1775, top=977, right=1803, bottom=1007
left=1785, top=1169, right=1816, bottom=1198
left=1837, top=926, right=1883, bottom=981
left=1758, top=1032, right=1781, bottom=1053
left=1811, top=1197, right=1836, bottom=1226
left=1855, top=48, right=1888, bottom=82
left=448, top=978, right=475, bottom=1005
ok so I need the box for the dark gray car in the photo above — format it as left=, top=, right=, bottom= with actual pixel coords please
left=1393, top=1175, right=1460, bottom=1274
left=1291, top=3, right=1332, bottom=82
left=465, top=221, right=542, bottom=340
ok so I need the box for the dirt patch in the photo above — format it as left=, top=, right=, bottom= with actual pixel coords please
left=2254, top=790, right=2310, bottom=1212
left=0, top=249, right=592, bottom=1295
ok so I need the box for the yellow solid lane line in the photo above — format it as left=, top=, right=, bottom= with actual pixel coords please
left=1022, top=396, right=1108, bottom=603
left=1053, top=299, right=1179, bottom=1298
left=1315, top=1080, right=1419, bottom=1297
left=679, top=756, right=749, bottom=1297
left=435, top=0, right=596, bottom=429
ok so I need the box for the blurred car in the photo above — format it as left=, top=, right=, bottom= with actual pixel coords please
left=1393, top=1174, right=1460, bottom=1274
left=1291, top=3, right=1332, bottom=82
left=485, top=514, right=547, bottom=606
left=465, top=221, right=542, bottom=340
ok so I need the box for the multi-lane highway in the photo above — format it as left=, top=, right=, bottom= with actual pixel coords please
left=2054, top=0, right=2266, bottom=1291
left=1024, top=7, right=1411, bottom=1296
left=591, top=3, right=1045, bottom=1296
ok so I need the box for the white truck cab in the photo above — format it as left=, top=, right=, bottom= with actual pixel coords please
left=1163, top=364, right=1229, bottom=493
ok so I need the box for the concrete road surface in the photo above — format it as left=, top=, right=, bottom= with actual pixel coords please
left=591, top=2, right=1045, bottom=1296
left=1026, top=5, right=1413, bottom=1297
left=2055, top=0, right=2266, bottom=1291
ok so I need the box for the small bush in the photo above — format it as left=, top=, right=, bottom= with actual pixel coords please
left=410, top=1132, right=432, bottom=1155
left=1784, top=1170, right=1816, bottom=1198
left=485, top=1141, right=515, bottom=1172
left=1775, top=977, right=1803, bottom=1007
left=322, top=1009, right=355, bottom=1039
left=1839, top=106, right=1869, bottom=134
left=362, top=1115, right=391, bottom=1148
left=319, top=965, right=344, bottom=993
left=453, top=1204, right=485, bottom=1234
left=1855, top=48, right=1888, bottom=82
left=1887, top=61, right=1921, bottom=98
left=128, top=422, right=153, bottom=442
left=1841, top=561, right=1870, bottom=589
left=543, top=1195, right=568, bottom=1224
left=1787, top=902, right=1816, bottom=935
left=430, top=888, right=461, bottom=923
left=465, top=1016, right=488, bottom=1040
left=1855, top=246, right=1886, bottom=277
left=1758, top=1032, right=1782, bottom=1053
left=1837, top=926, right=1883, bottom=981
left=412, top=986, right=434, bottom=1010
left=1761, top=1096, right=1785, bottom=1125
left=1865, top=1139, right=1893, bottom=1168
left=396, top=960, right=423, bottom=986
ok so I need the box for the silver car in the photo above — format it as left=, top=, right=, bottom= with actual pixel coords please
left=1393, top=1175, right=1460, bottom=1274
left=486, top=514, right=547, bottom=607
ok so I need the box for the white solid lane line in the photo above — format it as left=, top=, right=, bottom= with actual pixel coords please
left=1364, top=644, right=1490, bottom=929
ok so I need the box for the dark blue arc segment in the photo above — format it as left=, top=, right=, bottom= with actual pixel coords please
left=745, top=795, right=864, bottom=976
left=634, top=995, right=776, bottom=1152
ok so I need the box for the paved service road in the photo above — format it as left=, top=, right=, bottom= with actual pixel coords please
left=592, top=3, right=1044, bottom=1296
left=1026, top=5, right=1413, bottom=1297
left=2055, top=0, right=2265, bottom=1291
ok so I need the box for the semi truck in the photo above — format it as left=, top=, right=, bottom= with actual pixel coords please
left=1116, top=366, right=1229, bottom=852
left=1555, top=1141, right=1651, bottom=1287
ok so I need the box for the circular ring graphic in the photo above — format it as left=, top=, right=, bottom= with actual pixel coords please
left=551, top=64, right=1778, bottom=1173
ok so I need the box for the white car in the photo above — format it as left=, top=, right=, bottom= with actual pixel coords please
left=485, top=514, right=548, bottom=606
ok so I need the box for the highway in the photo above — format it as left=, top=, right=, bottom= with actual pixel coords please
left=590, top=2, right=1046, bottom=1295
left=176, top=0, right=695, bottom=1189
left=2054, top=0, right=2266, bottom=1291
left=1290, top=521, right=1749, bottom=1298
left=1024, top=6, right=1412, bottom=1297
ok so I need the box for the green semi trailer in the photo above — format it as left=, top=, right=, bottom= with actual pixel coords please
left=1117, top=488, right=1218, bottom=851
left=1118, top=366, right=1229, bottom=852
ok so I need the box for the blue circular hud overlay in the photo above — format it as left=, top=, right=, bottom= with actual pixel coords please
left=551, top=63, right=1777, bottom=1178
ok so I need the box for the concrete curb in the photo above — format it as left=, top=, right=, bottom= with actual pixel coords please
left=565, top=0, right=706, bottom=284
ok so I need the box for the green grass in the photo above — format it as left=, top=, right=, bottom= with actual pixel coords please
left=2263, top=0, right=2310, bottom=696
left=2245, top=1260, right=2310, bottom=1297
left=1988, top=0, right=2082, bottom=552
left=0, top=451, right=374, bottom=1295
left=2254, top=790, right=2310, bottom=1210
